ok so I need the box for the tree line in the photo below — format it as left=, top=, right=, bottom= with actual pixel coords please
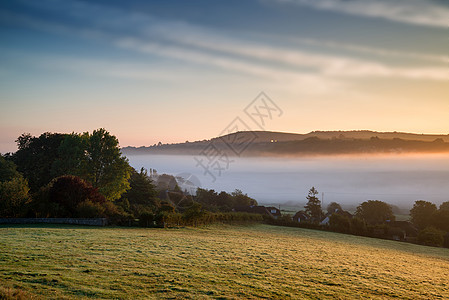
left=0, top=129, right=261, bottom=227
left=269, top=187, right=449, bottom=248
left=1, top=129, right=447, bottom=247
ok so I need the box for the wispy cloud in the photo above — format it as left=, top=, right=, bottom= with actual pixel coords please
left=146, top=23, right=449, bottom=81
left=113, top=37, right=345, bottom=93
left=274, top=0, right=449, bottom=28
left=289, top=37, right=449, bottom=65
left=2, top=0, right=448, bottom=87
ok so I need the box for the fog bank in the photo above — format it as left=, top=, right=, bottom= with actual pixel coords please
left=126, top=154, right=449, bottom=210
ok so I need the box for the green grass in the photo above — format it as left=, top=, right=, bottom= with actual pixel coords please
left=1, top=224, right=448, bottom=299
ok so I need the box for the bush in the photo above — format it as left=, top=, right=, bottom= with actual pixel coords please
left=329, top=214, right=351, bottom=233
left=27, top=175, right=129, bottom=222
left=0, top=176, right=30, bottom=217
left=350, top=217, right=367, bottom=236
left=182, top=202, right=205, bottom=226
left=367, top=224, right=389, bottom=238
left=49, top=176, right=104, bottom=210
left=35, top=175, right=105, bottom=217
left=75, top=200, right=106, bottom=218
left=417, top=227, right=444, bottom=247
left=139, top=211, right=155, bottom=227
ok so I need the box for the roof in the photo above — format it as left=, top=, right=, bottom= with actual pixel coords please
left=293, top=211, right=309, bottom=220
left=266, top=207, right=281, bottom=216
left=234, top=206, right=273, bottom=216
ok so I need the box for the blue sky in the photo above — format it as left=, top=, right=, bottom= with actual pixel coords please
left=1, top=0, right=448, bottom=152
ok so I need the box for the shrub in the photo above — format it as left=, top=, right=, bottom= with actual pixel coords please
left=329, top=214, right=351, bottom=233
left=182, top=202, right=205, bottom=226
left=75, top=200, right=106, bottom=218
left=138, top=211, right=155, bottom=227
left=0, top=176, right=30, bottom=217
left=417, top=227, right=444, bottom=247
left=47, top=175, right=105, bottom=217
left=367, top=224, right=389, bottom=238
left=350, top=217, right=367, bottom=236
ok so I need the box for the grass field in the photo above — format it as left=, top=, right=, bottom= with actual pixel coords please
left=1, top=224, right=448, bottom=299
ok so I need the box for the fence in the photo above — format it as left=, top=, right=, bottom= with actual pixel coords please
left=0, top=218, right=107, bottom=226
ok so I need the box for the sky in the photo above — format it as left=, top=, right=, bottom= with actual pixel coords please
left=1, top=0, right=448, bottom=153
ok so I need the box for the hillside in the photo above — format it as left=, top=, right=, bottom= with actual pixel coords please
left=122, top=130, right=449, bottom=156
left=1, top=224, right=449, bottom=299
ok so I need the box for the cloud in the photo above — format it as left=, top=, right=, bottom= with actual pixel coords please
left=113, top=37, right=345, bottom=93
left=273, top=0, right=449, bottom=28
left=146, top=23, right=449, bottom=81
left=2, top=0, right=448, bottom=86
left=289, top=37, right=449, bottom=65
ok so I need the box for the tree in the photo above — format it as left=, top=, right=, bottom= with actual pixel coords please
left=195, top=188, right=218, bottom=209
left=12, top=132, right=66, bottom=191
left=155, top=201, right=176, bottom=227
left=46, top=175, right=105, bottom=217
left=231, top=189, right=257, bottom=207
left=355, top=200, right=394, bottom=225
left=327, top=202, right=342, bottom=214
left=182, top=202, right=205, bottom=226
left=304, top=187, right=322, bottom=223
left=439, top=201, right=449, bottom=211
left=83, top=129, right=131, bottom=201
left=329, top=213, right=351, bottom=233
left=417, top=227, right=444, bottom=247
left=350, top=217, right=367, bottom=236
left=0, top=155, right=30, bottom=217
left=118, top=167, right=160, bottom=216
left=410, top=200, right=437, bottom=229
left=433, top=209, right=449, bottom=232
left=0, top=154, right=20, bottom=182
left=51, top=133, right=89, bottom=178
left=0, top=177, right=30, bottom=217
left=432, top=202, right=449, bottom=232
left=12, top=129, right=131, bottom=201
left=216, top=191, right=232, bottom=211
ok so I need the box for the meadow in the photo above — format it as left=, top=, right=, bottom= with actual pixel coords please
left=1, top=224, right=448, bottom=299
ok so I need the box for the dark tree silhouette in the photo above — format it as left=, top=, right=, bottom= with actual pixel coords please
left=83, top=129, right=131, bottom=201
left=327, top=202, right=342, bottom=214
left=304, top=187, right=322, bottom=223
left=231, top=189, right=257, bottom=207
left=356, top=200, right=394, bottom=225
left=329, top=213, right=351, bottom=233
left=0, top=154, right=21, bottom=182
left=118, top=167, right=159, bottom=216
left=0, top=155, right=30, bottom=217
left=47, top=175, right=105, bottom=217
left=410, top=200, right=437, bottom=229
left=439, top=201, right=449, bottom=211
left=12, top=129, right=131, bottom=201
left=417, top=227, right=444, bottom=247
left=13, top=132, right=66, bottom=191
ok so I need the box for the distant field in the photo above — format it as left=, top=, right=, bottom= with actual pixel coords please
left=1, top=224, right=448, bottom=299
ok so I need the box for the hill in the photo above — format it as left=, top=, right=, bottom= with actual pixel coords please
left=122, top=130, right=449, bottom=156
left=1, top=224, right=448, bottom=299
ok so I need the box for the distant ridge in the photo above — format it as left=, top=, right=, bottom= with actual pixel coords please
left=122, top=130, right=449, bottom=156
